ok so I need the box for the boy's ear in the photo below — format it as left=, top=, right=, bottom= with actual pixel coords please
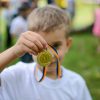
left=66, top=37, right=72, bottom=49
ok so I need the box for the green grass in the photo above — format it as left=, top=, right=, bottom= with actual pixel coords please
left=62, top=33, right=100, bottom=100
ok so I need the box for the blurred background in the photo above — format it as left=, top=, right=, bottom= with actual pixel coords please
left=0, top=0, right=100, bottom=100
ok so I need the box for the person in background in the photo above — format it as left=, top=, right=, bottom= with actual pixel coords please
left=47, top=0, right=54, bottom=4
left=10, top=2, right=32, bottom=39
left=54, top=0, right=68, bottom=9
left=67, top=0, right=75, bottom=19
left=10, top=2, right=34, bottom=63
left=54, top=0, right=75, bottom=19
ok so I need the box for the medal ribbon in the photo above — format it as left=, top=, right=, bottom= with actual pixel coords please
left=35, top=45, right=62, bottom=82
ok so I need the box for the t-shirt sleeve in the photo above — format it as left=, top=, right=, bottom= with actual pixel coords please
left=76, top=77, right=92, bottom=100
left=79, top=82, right=92, bottom=100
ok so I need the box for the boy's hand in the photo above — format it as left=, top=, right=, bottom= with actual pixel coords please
left=13, top=31, right=47, bottom=57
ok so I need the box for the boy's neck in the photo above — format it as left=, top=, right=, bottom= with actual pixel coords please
left=38, top=64, right=58, bottom=80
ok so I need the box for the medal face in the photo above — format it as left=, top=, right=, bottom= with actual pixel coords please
left=37, top=50, right=52, bottom=67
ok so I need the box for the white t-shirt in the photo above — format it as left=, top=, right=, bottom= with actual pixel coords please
left=10, top=16, right=28, bottom=37
left=0, top=62, right=92, bottom=100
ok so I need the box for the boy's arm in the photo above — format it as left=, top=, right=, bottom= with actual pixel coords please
left=0, top=31, right=47, bottom=71
left=0, top=46, right=18, bottom=71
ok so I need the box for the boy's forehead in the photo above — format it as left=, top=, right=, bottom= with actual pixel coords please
left=41, top=31, right=66, bottom=44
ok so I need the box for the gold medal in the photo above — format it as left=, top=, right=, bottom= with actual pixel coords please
left=35, top=45, right=62, bottom=82
left=37, top=50, right=52, bottom=67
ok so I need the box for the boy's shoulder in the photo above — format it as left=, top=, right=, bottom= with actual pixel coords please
left=12, top=61, right=35, bottom=71
left=4, top=61, right=35, bottom=71
left=0, top=62, right=36, bottom=79
left=62, top=66, right=86, bottom=86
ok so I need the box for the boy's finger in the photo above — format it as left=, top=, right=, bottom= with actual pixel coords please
left=37, top=36, right=48, bottom=48
left=26, top=33, right=45, bottom=50
left=28, top=31, right=47, bottom=48
left=23, top=45, right=37, bottom=55
left=34, top=40, right=44, bottom=51
left=22, top=38, right=39, bottom=53
left=23, top=34, right=45, bottom=52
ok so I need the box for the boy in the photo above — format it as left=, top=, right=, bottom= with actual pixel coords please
left=0, top=5, right=92, bottom=100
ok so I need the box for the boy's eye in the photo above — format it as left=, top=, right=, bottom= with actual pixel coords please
left=52, top=43, right=60, bottom=49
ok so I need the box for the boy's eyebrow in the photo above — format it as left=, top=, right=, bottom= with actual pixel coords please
left=51, top=41, right=62, bottom=46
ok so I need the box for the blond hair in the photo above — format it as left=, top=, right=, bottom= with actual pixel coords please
left=28, top=5, right=71, bottom=37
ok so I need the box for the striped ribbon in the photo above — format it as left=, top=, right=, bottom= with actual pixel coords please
left=35, top=45, right=62, bottom=82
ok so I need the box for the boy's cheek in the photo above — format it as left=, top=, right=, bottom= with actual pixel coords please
left=58, top=50, right=65, bottom=59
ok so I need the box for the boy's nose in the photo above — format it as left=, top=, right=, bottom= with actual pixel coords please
left=58, top=50, right=63, bottom=57
left=51, top=56, right=57, bottom=63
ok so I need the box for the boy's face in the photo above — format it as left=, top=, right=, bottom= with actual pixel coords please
left=32, top=30, right=72, bottom=67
